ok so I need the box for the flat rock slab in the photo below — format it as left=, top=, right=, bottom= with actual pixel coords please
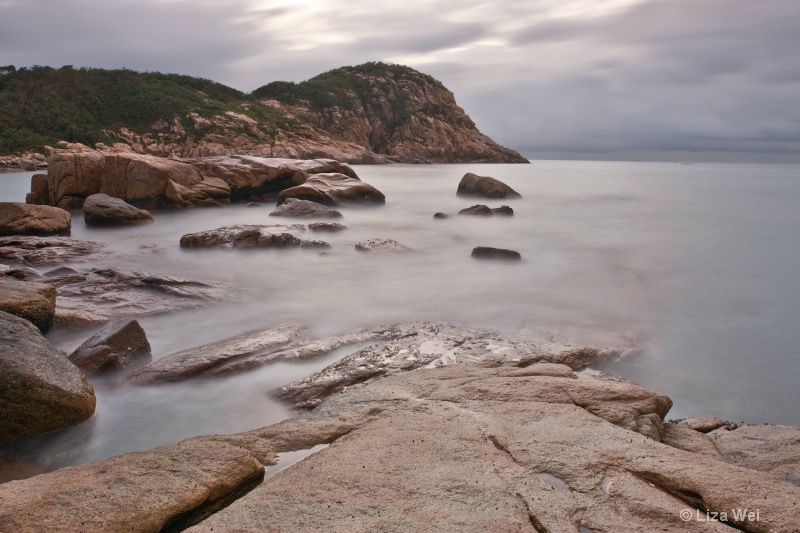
left=0, top=436, right=269, bottom=533
left=0, top=236, right=105, bottom=265
left=83, top=193, right=154, bottom=226
left=457, top=172, right=521, bottom=199
left=709, top=424, right=800, bottom=485
left=0, top=276, right=56, bottom=333
left=268, top=198, right=342, bottom=218
left=47, top=268, right=227, bottom=328
left=0, top=203, right=71, bottom=236
left=179, top=225, right=329, bottom=249
left=194, top=363, right=797, bottom=533
left=458, top=204, right=514, bottom=216
left=278, top=173, right=385, bottom=206
left=0, top=311, right=96, bottom=442
left=354, top=238, right=410, bottom=253
left=69, top=319, right=152, bottom=374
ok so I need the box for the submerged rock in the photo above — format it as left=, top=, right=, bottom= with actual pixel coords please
left=456, top=172, right=521, bottom=199
left=354, top=238, right=410, bottom=253
left=0, top=276, right=56, bottom=333
left=0, top=236, right=105, bottom=265
left=277, top=173, right=385, bottom=206
left=82, top=193, right=154, bottom=226
left=268, top=198, right=343, bottom=218
left=433, top=212, right=450, bottom=219
left=0, top=203, right=71, bottom=236
left=0, top=311, right=96, bottom=442
left=46, top=268, right=226, bottom=328
left=458, top=204, right=492, bottom=216
left=471, top=246, right=521, bottom=261
left=179, top=225, right=328, bottom=249
left=308, top=222, right=347, bottom=232
left=69, top=319, right=152, bottom=374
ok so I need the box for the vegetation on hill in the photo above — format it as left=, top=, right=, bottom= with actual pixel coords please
left=0, top=65, right=287, bottom=154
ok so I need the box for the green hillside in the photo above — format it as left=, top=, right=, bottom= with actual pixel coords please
left=0, top=65, right=286, bottom=154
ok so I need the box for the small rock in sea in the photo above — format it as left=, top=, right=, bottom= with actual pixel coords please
left=456, top=172, right=521, bottom=199
left=69, top=319, right=152, bottom=375
left=491, top=205, right=514, bottom=216
left=83, top=194, right=154, bottom=226
left=471, top=246, right=521, bottom=261
left=433, top=212, right=450, bottom=219
left=308, top=222, right=347, bottom=232
left=269, top=198, right=343, bottom=219
left=355, top=239, right=411, bottom=253
left=246, top=202, right=262, bottom=208
left=458, top=205, right=492, bottom=216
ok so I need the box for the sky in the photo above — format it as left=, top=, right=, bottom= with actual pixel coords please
left=1, top=0, right=799, bottom=161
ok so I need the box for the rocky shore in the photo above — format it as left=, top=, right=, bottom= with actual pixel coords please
left=0, top=155, right=798, bottom=532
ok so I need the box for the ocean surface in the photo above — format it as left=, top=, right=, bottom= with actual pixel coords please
left=2, top=160, right=799, bottom=472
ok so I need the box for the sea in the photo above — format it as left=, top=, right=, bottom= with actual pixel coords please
left=1, top=159, right=799, bottom=472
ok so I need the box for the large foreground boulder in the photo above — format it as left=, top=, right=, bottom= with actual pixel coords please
left=69, top=319, right=152, bottom=374
left=0, top=203, right=71, bottom=236
left=0, top=311, right=96, bottom=442
left=268, top=198, right=343, bottom=218
left=0, top=276, right=56, bottom=333
left=277, top=173, right=385, bottom=206
left=82, top=194, right=154, bottom=226
left=457, top=172, right=521, bottom=199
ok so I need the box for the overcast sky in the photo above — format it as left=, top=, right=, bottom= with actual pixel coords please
left=2, top=0, right=799, bottom=161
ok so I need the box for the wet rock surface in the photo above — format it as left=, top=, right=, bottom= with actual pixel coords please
left=456, top=172, right=522, bottom=199
left=0, top=236, right=105, bottom=265
left=268, top=198, right=343, bottom=218
left=354, top=238, right=410, bottom=253
left=277, top=172, right=385, bottom=206
left=82, top=194, right=154, bottom=226
left=274, top=322, right=620, bottom=410
left=179, top=225, right=328, bottom=250
left=0, top=203, right=71, bottom=236
left=68, top=319, right=152, bottom=374
left=46, top=268, right=226, bottom=328
left=0, top=311, right=96, bottom=442
left=0, top=276, right=56, bottom=333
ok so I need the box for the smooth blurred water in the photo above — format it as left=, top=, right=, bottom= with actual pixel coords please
left=1, top=160, right=799, bottom=471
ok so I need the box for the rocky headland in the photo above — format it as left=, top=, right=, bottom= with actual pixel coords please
left=0, top=63, right=528, bottom=166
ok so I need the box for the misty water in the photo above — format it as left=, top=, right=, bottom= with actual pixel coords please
left=2, top=160, right=800, bottom=473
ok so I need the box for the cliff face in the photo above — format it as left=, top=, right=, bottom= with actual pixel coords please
left=0, top=63, right=527, bottom=165
left=256, top=64, right=528, bottom=164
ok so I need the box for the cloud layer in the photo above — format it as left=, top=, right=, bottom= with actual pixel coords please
left=2, top=0, right=799, bottom=159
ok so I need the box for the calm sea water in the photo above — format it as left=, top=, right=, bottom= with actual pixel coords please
left=1, top=160, right=799, bottom=470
